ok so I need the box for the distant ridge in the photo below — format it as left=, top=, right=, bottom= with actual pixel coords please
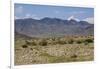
left=15, top=17, right=94, bottom=37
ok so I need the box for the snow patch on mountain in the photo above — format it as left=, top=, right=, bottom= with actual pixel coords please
left=67, top=15, right=80, bottom=22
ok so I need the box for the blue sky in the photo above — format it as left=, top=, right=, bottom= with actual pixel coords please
left=15, top=3, right=94, bottom=22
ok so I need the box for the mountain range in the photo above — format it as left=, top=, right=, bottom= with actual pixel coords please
left=15, top=17, right=94, bottom=37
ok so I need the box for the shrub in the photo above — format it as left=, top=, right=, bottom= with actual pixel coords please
left=30, top=48, right=33, bottom=50
left=84, top=38, right=93, bottom=43
left=68, top=39, right=74, bottom=44
left=71, top=54, right=77, bottom=58
left=56, top=40, right=67, bottom=45
left=76, top=40, right=82, bottom=44
left=39, top=40, right=48, bottom=46
left=25, top=40, right=37, bottom=46
left=22, top=45, right=28, bottom=48
left=32, top=41, right=37, bottom=46
left=25, top=40, right=31, bottom=45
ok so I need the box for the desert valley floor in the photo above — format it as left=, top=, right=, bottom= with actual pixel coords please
left=15, top=35, right=94, bottom=65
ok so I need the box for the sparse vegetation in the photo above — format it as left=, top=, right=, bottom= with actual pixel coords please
left=84, top=38, right=93, bottom=43
left=68, top=39, right=74, bottom=44
left=70, top=54, right=78, bottom=58
left=38, top=39, right=48, bottom=46
left=15, top=35, right=94, bottom=65
left=22, top=44, right=28, bottom=48
left=84, top=42, right=89, bottom=45
left=25, top=40, right=31, bottom=45
left=31, top=41, right=37, bottom=46
left=56, top=40, right=67, bottom=45
left=76, top=40, right=83, bottom=44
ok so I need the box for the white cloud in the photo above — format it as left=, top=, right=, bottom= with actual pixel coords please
left=67, top=15, right=80, bottom=21
left=32, top=15, right=39, bottom=19
left=14, top=16, right=21, bottom=19
left=22, top=14, right=40, bottom=19
left=83, top=17, right=94, bottom=24
left=15, top=6, right=23, bottom=14
left=24, top=14, right=31, bottom=18
left=15, top=13, right=40, bottom=20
